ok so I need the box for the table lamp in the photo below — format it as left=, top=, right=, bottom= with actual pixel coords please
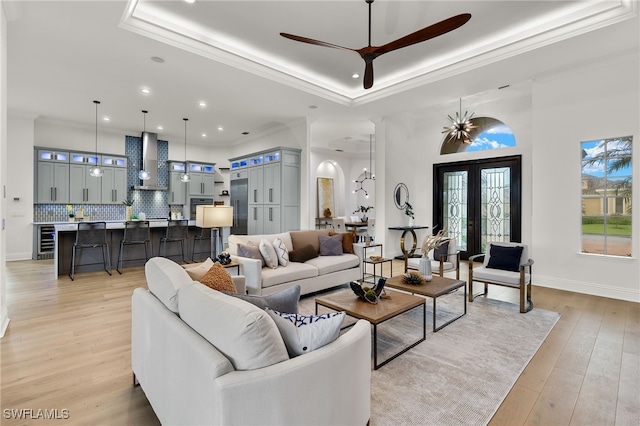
left=195, top=205, right=234, bottom=259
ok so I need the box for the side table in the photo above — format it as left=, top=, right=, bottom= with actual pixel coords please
left=388, top=226, right=429, bottom=272
left=362, top=257, right=392, bottom=284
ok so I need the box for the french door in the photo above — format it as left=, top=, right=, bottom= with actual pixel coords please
left=433, top=156, right=521, bottom=260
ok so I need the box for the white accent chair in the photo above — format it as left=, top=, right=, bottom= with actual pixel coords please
left=468, top=241, right=534, bottom=313
left=407, top=237, right=460, bottom=279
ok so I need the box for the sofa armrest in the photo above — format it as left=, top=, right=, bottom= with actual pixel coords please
left=231, top=275, right=246, bottom=295
left=214, top=319, right=371, bottom=425
left=229, top=255, right=262, bottom=294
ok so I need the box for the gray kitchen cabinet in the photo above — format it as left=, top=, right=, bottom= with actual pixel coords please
left=35, top=149, right=70, bottom=204
left=188, top=162, right=216, bottom=197
left=168, top=161, right=188, bottom=205
left=70, top=163, right=101, bottom=204
left=230, top=147, right=300, bottom=235
left=101, top=165, right=127, bottom=204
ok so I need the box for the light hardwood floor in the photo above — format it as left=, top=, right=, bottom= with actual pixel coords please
left=1, top=259, right=638, bottom=425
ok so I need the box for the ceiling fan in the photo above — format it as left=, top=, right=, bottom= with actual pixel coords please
left=280, top=0, right=471, bottom=90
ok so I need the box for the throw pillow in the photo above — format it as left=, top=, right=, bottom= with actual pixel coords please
left=290, top=229, right=331, bottom=254
left=288, top=244, right=318, bottom=263
left=265, top=309, right=345, bottom=357
left=433, top=240, right=450, bottom=262
left=319, top=234, right=343, bottom=256
left=341, top=232, right=354, bottom=254
left=272, top=237, right=289, bottom=267
left=259, top=238, right=279, bottom=269
left=199, top=262, right=238, bottom=293
left=486, top=244, right=524, bottom=272
left=183, top=257, right=215, bottom=281
left=237, top=242, right=265, bottom=267
left=224, top=285, right=300, bottom=314
left=178, top=283, right=289, bottom=370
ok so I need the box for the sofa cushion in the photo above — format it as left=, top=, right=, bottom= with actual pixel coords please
left=341, top=232, right=354, bottom=254
left=199, top=262, right=237, bottom=293
left=261, top=262, right=318, bottom=288
left=183, top=257, right=215, bottom=281
left=225, top=285, right=300, bottom=314
left=319, top=234, right=344, bottom=256
left=259, top=238, right=279, bottom=269
left=305, top=253, right=360, bottom=276
left=178, top=283, right=289, bottom=370
left=486, top=244, right=524, bottom=272
left=145, top=257, right=193, bottom=313
left=289, top=244, right=318, bottom=263
left=237, top=242, right=265, bottom=267
left=265, top=309, right=345, bottom=357
left=272, top=237, right=289, bottom=266
left=290, top=229, right=331, bottom=254
left=229, top=233, right=293, bottom=255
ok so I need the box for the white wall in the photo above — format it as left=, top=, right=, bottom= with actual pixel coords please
left=531, top=51, right=639, bottom=301
left=6, top=111, right=35, bottom=260
left=1, top=0, right=9, bottom=336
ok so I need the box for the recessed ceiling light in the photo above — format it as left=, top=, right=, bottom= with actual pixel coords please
left=157, top=125, right=163, bottom=130
left=141, top=88, right=151, bottom=95
left=217, top=126, right=224, bottom=131
left=103, top=116, right=111, bottom=122
left=242, top=131, right=249, bottom=135
left=184, top=0, right=195, bottom=3
left=201, top=133, right=207, bottom=137
left=198, top=101, right=207, bottom=108
left=150, top=56, right=165, bottom=63
left=352, top=73, right=359, bottom=79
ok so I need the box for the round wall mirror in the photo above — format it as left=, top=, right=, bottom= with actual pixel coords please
left=394, top=183, right=409, bottom=210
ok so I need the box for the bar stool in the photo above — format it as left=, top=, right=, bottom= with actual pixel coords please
left=191, top=227, right=212, bottom=263
left=159, top=219, right=189, bottom=262
left=117, top=220, right=151, bottom=274
left=69, top=221, right=112, bottom=281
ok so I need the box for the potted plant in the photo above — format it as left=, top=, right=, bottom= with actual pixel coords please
left=419, top=229, right=448, bottom=281
left=123, top=198, right=134, bottom=221
left=66, top=204, right=75, bottom=222
left=353, top=205, right=373, bottom=222
left=404, top=202, right=414, bottom=226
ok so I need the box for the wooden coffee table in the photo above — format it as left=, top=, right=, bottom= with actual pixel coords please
left=385, top=275, right=466, bottom=332
left=315, top=289, right=425, bottom=370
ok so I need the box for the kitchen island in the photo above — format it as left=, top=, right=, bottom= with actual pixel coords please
left=51, top=220, right=214, bottom=277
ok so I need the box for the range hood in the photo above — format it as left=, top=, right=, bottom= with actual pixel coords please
left=133, top=132, right=168, bottom=191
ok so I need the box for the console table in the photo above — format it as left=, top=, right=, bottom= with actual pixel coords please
left=388, top=226, right=429, bottom=272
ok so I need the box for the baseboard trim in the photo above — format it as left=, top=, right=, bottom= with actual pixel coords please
left=6, top=252, right=33, bottom=261
left=535, top=274, right=640, bottom=303
left=0, top=306, right=10, bottom=338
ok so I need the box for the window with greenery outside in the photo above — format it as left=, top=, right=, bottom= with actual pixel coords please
left=581, top=136, right=632, bottom=256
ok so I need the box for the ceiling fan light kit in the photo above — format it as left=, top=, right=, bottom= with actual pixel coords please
left=280, top=0, right=471, bottom=89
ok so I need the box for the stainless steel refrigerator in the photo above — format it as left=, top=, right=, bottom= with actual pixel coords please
left=230, top=178, right=248, bottom=235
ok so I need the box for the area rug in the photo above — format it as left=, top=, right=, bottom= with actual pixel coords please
left=299, top=287, right=560, bottom=426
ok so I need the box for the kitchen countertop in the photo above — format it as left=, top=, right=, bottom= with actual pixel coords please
left=50, top=219, right=196, bottom=231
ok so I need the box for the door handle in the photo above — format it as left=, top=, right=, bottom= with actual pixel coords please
left=253, top=207, right=257, bottom=220
left=50, top=187, right=54, bottom=201
left=269, top=207, right=272, bottom=221
left=254, top=189, right=257, bottom=203
left=269, top=188, right=273, bottom=203
left=54, top=187, right=57, bottom=201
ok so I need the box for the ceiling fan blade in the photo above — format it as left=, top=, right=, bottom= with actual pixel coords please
left=374, top=13, right=471, bottom=56
left=363, top=60, right=374, bottom=90
left=280, top=33, right=356, bottom=53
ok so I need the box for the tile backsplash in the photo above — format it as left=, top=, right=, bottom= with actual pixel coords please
left=35, top=136, right=185, bottom=222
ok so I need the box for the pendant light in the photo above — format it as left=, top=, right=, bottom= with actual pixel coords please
left=138, top=110, right=151, bottom=180
left=89, top=100, right=104, bottom=177
left=442, top=98, right=477, bottom=144
left=180, top=118, right=191, bottom=183
left=353, top=134, right=375, bottom=198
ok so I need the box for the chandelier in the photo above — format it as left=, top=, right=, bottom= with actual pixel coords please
left=442, top=98, right=477, bottom=144
left=353, top=134, right=375, bottom=198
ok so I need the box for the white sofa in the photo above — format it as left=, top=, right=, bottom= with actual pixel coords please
left=228, top=230, right=361, bottom=296
left=132, top=257, right=372, bottom=425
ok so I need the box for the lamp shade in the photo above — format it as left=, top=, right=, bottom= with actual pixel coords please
left=196, top=205, right=234, bottom=228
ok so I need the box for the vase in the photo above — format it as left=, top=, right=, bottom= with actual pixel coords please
left=68, top=217, right=75, bottom=223
left=419, top=255, right=432, bottom=281
left=126, top=206, right=133, bottom=221
left=408, top=217, right=414, bottom=228
left=361, top=215, right=368, bottom=223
